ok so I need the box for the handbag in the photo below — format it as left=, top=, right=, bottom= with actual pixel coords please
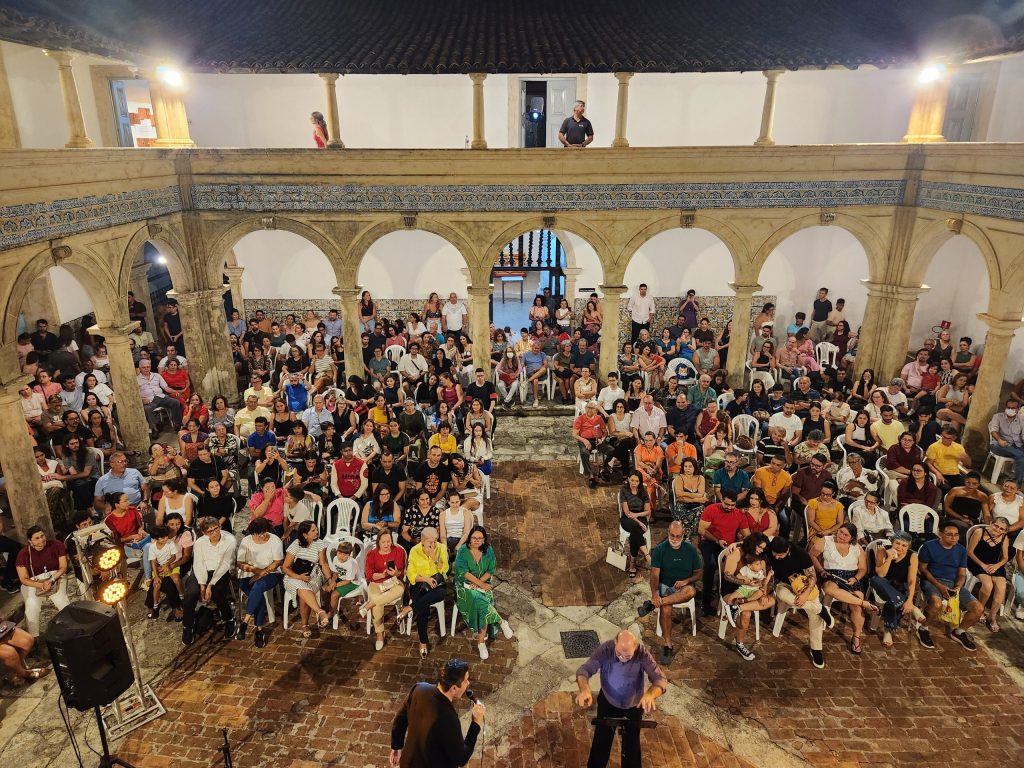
left=939, top=594, right=961, bottom=626
left=605, top=541, right=628, bottom=571
left=377, top=576, right=400, bottom=592
left=291, top=557, right=314, bottom=576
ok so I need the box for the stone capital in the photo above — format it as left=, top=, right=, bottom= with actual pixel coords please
left=976, top=313, right=1024, bottom=337
left=319, top=73, right=340, bottom=85
left=43, top=50, right=74, bottom=67
left=469, top=73, right=488, bottom=85
left=467, top=285, right=493, bottom=298
left=860, top=280, right=929, bottom=301
left=763, top=69, right=784, bottom=82
left=89, top=321, right=141, bottom=340
left=223, top=266, right=245, bottom=280
left=332, top=286, right=363, bottom=302
left=168, top=287, right=227, bottom=305
left=729, top=282, right=763, bottom=296
left=0, top=374, right=37, bottom=399
left=614, top=72, right=634, bottom=84
left=130, top=262, right=151, bottom=281
left=599, top=284, right=628, bottom=297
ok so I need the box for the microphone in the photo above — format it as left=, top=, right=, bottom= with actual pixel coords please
left=465, top=689, right=479, bottom=704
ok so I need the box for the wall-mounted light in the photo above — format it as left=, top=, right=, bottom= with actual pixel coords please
left=155, top=64, right=185, bottom=89
left=156, top=255, right=167, bottom=265
left=917, top=63, right=947, bottom=85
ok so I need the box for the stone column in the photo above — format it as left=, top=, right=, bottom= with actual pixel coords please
left=727, top=282, right=762, bottom=386
left=92, top=323, right=151, bottom=456
left=469, top=73, right=487, bottom=150
left=903, top=70, right=952, bottom=143
left=150, top=80, right=195, bottom=148
left=168, top=288, right=238, bottom=405
left=318, top=73, right=345, bottom=148
left=467, top=285, right=493, bottom=372
left=0, top=379, right=52, bottom=537
left=963, top=314, right=1023, bottom=458
left=855, top=281, right=927, bottom=378
left=129, top=262, right=157, bottom=334
left=0, top=44, right=21, bottom=148
left=223, top=266, right=245, bottom=316
left=754, top=70, right=783, bottom=146
left=563, top=267, right=583, bottom=303
left=611, top=72, right=634, bottom=148
left=598, top=285, right=627, bottom=380
left=43, top=50, right=95, bottom=148
left=333, top=286, right=364, bottom=383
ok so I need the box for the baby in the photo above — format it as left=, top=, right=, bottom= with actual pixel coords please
left=723, top=551, right=768, bottom=627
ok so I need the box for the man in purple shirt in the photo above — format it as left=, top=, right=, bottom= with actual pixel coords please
left=576, top=629, right=667, bottom=768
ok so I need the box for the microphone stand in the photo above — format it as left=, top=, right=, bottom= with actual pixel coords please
left=591, top=716, right=657, bottom=768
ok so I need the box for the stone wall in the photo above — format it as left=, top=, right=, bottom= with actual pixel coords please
left=242, top=298, right=441, bottom=325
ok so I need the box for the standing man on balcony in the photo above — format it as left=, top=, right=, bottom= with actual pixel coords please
left=558, top=100, right=594, bottom=148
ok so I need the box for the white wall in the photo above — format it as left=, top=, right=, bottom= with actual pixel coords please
left=986, top=56, right=1024, bottom=141
left=756, top=227, right=868, bottom=331
left=622, top=229, right=735, bottom=297
left=234, top=230, right=337, bottom=298
left=48, top=266, right=94, bottom=323
left=560, top=232, right=603, bottom=297
left=357, top=230, right=468, bottom=298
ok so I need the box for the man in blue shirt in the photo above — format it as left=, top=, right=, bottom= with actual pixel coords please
left=93, top=452, right=148, bottom=513
left=521, top=340, right=548, bottom=407
left=576, top=629, right=667, bottom=768
left=246, top=417, right=277, bottom=460
left=918, top=520, right=984, bottom=651
left=282, top=373, right=310, bottom=413
left=711, top=452, right=751, bottom=503
left=322, top=308, right=343, bottom=339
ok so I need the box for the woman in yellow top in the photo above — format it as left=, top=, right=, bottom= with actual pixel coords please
left=805, top=481, right=844, bottom=549
left=428, top=423, right=458, bottom=458
left=406, top=526, right=449, bottom=658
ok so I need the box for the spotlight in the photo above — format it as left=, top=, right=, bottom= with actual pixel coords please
left=917, top=63, right=947, bottom=85
left=98, top=578, right=130, bottom=606
left=90, top=541, right=122, bottom=571
left=156, top=65, right=185, bottom=89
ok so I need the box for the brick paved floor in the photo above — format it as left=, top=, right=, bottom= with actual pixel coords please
left=489, top=461, right=633, bottom=607
left=483, top=691, right=756, bottom=768
left=117, top=621, right=518, bottom=768
left=639, top=607, right=1024, bottom=768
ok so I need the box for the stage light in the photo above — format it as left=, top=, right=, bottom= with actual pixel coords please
left=98, top=578, right=130, bottom=606
left=156, top=65, right=185, bottom=89
left=917, top=63, right=947, bottom=85
left=90, top=541, right=122, bottom=571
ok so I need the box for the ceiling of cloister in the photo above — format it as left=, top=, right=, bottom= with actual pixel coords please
left=0, top=0, right=1022, bottom=74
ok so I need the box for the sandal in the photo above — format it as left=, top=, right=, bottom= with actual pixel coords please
left=301, top=625, right=312, bottom=638
left=861, top=600, right=880, bottom=614
left=24, top=668, right=49, bottom=681
left=988, top=617, right=1000, bottom=633
left=317, top=611, right=330, bottom=629
left=850, top=635, right=863, bottom=655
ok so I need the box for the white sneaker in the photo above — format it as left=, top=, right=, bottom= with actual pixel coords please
left=374, top=638, right=384, bottom=651
left=358, top=602, right=369, bottom=618
left=500, top=620, right=514, bottom=639
left=477, top=642, right=489, bottom=660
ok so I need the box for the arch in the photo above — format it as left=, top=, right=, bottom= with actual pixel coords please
left=480, top=216, right=612, bottom=286
left=904, top=218, right=1002, bottom=293
left=119, top=222, right=193, bottom=296
left=348, top=217, right=476, bottom=285
left=233, top=230, right=338, bottom=301
left=755, top=224, right=871, bottom=334
left=749, top=212, right=887, bottom=283
left=207, top=217, right=344, bottom=288
left=3, top=244, right=122, bottom=345
left=357, top=230, right=470, bottom=301
left=616, top=214, right=748, bottom=280
left=911, top=236, right=991, bottom=347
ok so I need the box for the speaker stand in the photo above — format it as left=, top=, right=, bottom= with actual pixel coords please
left=94, top=706, right=138, bottom=768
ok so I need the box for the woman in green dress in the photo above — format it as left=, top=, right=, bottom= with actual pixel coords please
left=454, top=525, right=513, bottom=660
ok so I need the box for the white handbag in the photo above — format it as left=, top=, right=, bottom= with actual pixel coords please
left=605, top=541, right=628, bottom=571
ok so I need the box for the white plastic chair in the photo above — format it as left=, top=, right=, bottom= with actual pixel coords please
left=865, top=538, right=891, bottom=633
left=480, top=473, right=491, bottom=499
left=815, top=342, right=839, bottom=369
left=716, top=392, right=735, bottom=410
left=750, top=369, right=775, bottom=392
left=716, top=543, right=760, bottom=642
left=981, top=451, right=1016, bottom=485
left=323, top=498, right=360, bottom=538
left=385, top=346, right=405, bottom=368
left=656, top=594, right=697, bottom=638
left=667, top=357, right=699, bottom=386
left=898, top=504, right=939, bottom=537
left=88, top=446, right=106, bottom=475
left=403, top=600, right=447, bottom=638
left=833, top=435, right=849, bottom=473
left=617, top=492, right=652, bottom=554
left=330, top=535, right=370, bottom=630
left=730, top=415, right=760, bottom=465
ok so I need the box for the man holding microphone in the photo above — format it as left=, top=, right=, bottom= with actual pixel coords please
left=391, top=659, right=484, bottom=767
left=576, top=629, right=668, bottom=768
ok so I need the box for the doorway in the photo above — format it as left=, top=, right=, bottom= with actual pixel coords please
left=109, top=78, right=157, bottom=147
left=517, top=78, right=577, bottom=148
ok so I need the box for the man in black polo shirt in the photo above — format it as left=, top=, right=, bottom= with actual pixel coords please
left=558, top=100, right=594, bottom=148
left=187, top=445, right=230, bottom=495
left=808, top=287, right=832, bottom=343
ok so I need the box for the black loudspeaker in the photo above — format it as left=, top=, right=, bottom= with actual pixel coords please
left=44, top=601, right=134, bottom=711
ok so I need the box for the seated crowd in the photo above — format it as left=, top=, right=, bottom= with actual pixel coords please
left=0, top=293, right=517, bottom=676
left=571, top=285, right=1024, bottom=667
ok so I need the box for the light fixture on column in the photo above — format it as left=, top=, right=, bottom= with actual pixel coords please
left=917, top=63, right=947, bottom=85
left=155, top=64, right=185, bottom=89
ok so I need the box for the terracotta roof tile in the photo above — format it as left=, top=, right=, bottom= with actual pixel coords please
left=0, top=0, right=1021, bottom=74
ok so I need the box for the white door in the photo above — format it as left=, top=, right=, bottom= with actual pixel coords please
left=546, top=79, right=576, bottom=148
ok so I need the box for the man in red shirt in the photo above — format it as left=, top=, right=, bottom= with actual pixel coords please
left=573, top=401, right=612, bottom=489
left=332, top=443, right=368, bottom=501
left=697, top=490, right=750, bottom=614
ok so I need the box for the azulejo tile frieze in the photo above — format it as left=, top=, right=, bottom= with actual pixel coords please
left=0, top=187, right=182, bottom=250
left=916, top=181, right=1024, bottom=222
left=190, top=180, right=906, bottom=213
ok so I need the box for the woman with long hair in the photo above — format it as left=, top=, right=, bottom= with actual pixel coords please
left=311, top=111, right=329, bottom=148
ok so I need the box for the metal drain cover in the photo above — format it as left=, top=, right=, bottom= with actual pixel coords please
left=560, top=629, right=600, bottom=659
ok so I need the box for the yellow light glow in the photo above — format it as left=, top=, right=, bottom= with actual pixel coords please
left=156, top=65, right=185, bottom=89
left=917, top=64, right=947, bottom=85
left=96, top=546, right=122, bottom=570
left=99, top=579, right=129, bottom=605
